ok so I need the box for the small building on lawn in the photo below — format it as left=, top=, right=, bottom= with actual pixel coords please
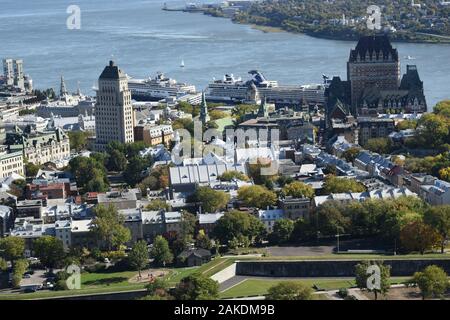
left=177, top=248, right=212, bottom=267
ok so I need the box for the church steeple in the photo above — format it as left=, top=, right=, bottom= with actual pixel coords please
left=60, top=75, right=68, bottom=97
left=199, top=91, right=210, bottom=125
left=257, top=96, right=269, bottom=118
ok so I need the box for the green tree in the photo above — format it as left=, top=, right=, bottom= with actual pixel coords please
left=417, top=113, right=449, bottom=148
left=123, top=156, right=147, bottom=187
left=355, top=261, right=391, bottom=300
left=106, top=149, right=128, bottom=172
left=0, top=237, right=25, bottom=263
left=33, top=236, right=66, bottom=270
left=128, top=240, right=149, bottom=277
left=25, top=162, right=40, bottom=177
left=400, top=220, right=442, bottom=254
left=434, top=100, right=450, bottom=118
left=342, top=147, right=361, bottom=163
left=218, top=170, right=249, bottom=182
left=269, top=219, right=294, bottom=244
left=266, top=281, right=313, bottom=300
left=213, top=210, right=266, bottom=244
left=410, top=265, right=449, bottom=300
left=322, top=176, right=365, bottom=194
left=69, top=156, right=109, bottom=192
left=145, top=278, right=171, bottom=299
left=316, top=201, right=350, bottom=235
left=0, top=257, right=7, bottom=271
left=173, top=273, right=219, bottom=300
left=364, top=137, right=392, bottom=154
left=194, top=187, right=230, bottom=213
left=195, top=230, right=212, bottom=250
left=150, top=235, right=173, bottom=267
left=68, top=131, right=91, bottom=151
left=237, top=185, right=277, bottom=209
left=291, top=218, right=314, bottom=242
left=282, top=181, right=314, bottom=199
left=91, top=204, right=131, bottom=251
left=424, top=205, right=450, bottom=253
left=146, top=199, right=170, bottom=211
left=12, top=259, right=29, bottom=288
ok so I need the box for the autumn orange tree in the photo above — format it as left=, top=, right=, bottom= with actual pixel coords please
left=400, top=220, right=442, bottom=254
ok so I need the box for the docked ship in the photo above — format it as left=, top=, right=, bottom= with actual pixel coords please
left=127, top=72, right=197, bottom=102
left=206, top=70, right=327, bottom=106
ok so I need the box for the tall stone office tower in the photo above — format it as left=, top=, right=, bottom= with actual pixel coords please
left=95, top=61, right=134, bottom=151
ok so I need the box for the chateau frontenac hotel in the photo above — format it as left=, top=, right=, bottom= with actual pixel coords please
left=327, top=34, right=427, bottom=117
left=324, top=34, right=427, bottom=146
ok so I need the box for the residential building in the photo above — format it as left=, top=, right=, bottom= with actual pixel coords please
left=134, top=123, right=173, bottom=146
left=281, top=196, right=311, bottom=220
left=0, top=145, right=24, bottom=178
left=421, top=179, right=450, bottom=205
left=120, top=208, right=143, bottom=244
left=3, top=59, right=24, bottom=90
left=177, top=248, right=211, bottom=267
left=97, top=188, right=141, bottom=210
left=258, top=209, right=284, bottom=232
left=198, top=212, right=224, bottom=235
left=10, top=217, right=55, bottom=254
left=55, top=220, right=72, bottom=250
left=95, top=61, right=134, bottom=151
left=357, top=117, right=395, bottom=146
left=313, top=187, right=416, bottom=208
left=16, top=199, right=44, bottom=219
left=6, top=126, right=70, bottom=166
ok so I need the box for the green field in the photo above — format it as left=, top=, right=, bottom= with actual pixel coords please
left=219, top=277, right=410, bottom=299
left=0, top=258, right=231, bottom=300
left=0, top=251, right=447, bottom=300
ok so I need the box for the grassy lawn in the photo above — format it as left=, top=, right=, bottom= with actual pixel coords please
left=0, top=270, right=146, bottom=300
left=164, top=257, right=235, bottom=284
left=219, top=277, right=411, bottom=299
left=81, top=271, right=138, bottom=288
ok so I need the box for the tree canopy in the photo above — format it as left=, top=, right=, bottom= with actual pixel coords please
left=33, top=236, right=66, bottom=269
left=173, top=273, right=219, bottom=300
left=266, top=281, right=313, bottom=300
left=193, top=186, right=230, bottom=213
left=322, top=176, right=366, bottom=194
left=91, top=204, right=131, bottom=251
left=213, top=210, right=266, bottom=244
left=282, top=181, right=314, bottom=199
left=0, top=237, right=25, bottom=262
left=150, top=235, right=173, bottom=267
left=410, top=265, right=449, bottom=300
left=237, top=185, right=277, bottom=209
left=128, top=240, right=149, bottom=277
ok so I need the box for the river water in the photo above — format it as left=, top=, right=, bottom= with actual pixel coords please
left=1, top=0, right=449, bottom=107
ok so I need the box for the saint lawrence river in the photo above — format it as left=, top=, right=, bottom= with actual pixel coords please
left=1, top=0, right=449, bottom=107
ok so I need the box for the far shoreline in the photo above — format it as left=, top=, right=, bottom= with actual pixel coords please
left=200, top=12, right=450, bottom=45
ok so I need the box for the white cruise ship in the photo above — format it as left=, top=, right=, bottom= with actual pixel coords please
left=127, top=72, right=197, bottom=101
left=206, top=70, right=326, bottom=106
